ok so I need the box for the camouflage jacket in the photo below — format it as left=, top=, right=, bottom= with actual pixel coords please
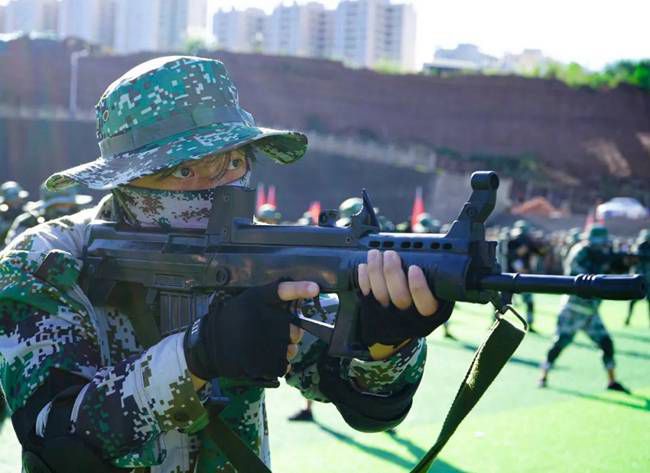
left=0, top=197, right=427, bottom=472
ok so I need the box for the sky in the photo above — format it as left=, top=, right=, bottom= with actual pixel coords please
left=207, top=0, right=649, bottom=71
left=0, top=0, right=647, bottom=70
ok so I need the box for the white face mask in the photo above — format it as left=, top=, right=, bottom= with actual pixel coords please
left=113, top=168, right=251, bottom=231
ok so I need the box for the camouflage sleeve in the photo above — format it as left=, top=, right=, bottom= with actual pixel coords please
left=285, top=294, right=426, bottom=400
left=0, top=239, right=208, bottom=467
left=0, top=296, right=208, bottom=466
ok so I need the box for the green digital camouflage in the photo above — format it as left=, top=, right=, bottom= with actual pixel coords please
left=0, top=55, right=427, bottom=473
left=0, top=202, right=426, bottom=471
left=43, top=56, right=308, bottom=192
left=544, top=241, right=616, bottom=370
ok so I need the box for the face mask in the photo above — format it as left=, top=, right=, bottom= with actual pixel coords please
left=113, top=167, right=251, bottom=231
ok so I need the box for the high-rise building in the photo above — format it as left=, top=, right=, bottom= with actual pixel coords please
left=114, top=0, right=160, bottom=53
left=213, top=8, right=266, bottom=53
left=114, top=0, right=190, bottom=53
left=0, top=5, right=6, bottom=34
left=333, top=0, right=385, bottom=68
left=4, top=0, right=59, bottom=34
left=158, top=0, right=189, bottom=51
left=187, top=0, right=207, bottom=33
left=380, top=2, right=415, bottom=70
left=266, top=2, right=333, bottom=58
left=96, top=0, right=117, bottom=49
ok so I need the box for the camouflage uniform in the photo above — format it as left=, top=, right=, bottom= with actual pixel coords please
left=543, top=237, right=617, bottom=371
left=626, top=230, right=650, bottom=325
left=3, top=187, right=93, bottom=246
left=0, top=56, right=428, bottom=472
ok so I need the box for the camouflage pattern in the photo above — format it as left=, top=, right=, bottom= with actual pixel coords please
left=44, top=56, right=308, bottom=192
left=0, top=197, right=426, bottom=472
left=545, top=241, right=616, bottom=370
left=0, top=181, right=29, bottom=204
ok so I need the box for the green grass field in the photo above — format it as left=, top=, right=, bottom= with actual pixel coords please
left=1, top=295, right=649, bottom=472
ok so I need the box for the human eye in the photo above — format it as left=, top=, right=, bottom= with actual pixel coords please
left=170, top=165, right=195, bottom=179
left=227, top=155, right=245, bottom=171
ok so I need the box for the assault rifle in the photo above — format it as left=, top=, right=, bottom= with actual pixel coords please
left=81, top=171, right=646, bottom=360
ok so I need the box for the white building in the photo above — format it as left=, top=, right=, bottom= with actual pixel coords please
left=58, top=0, right=116, bottom=47
left=113, top=0, right=190, bottom=54
left=0, top=5, right=6, bottom=33
left=114, top=0, right=159, bottom=53
left=500, top=49, right=553, bottom=73
left=4, top=0, right=59, bottom=34
left=333, top=0, right=414, bottom=70
left=434, top=43, right=499, bottom=69
left=158, top=0, right=189, bottom=51
left=213, top=8, right=266, bottom=53
left=266, top=2, right=333, bottom=58
left=380, top=2, right=415, bottom=70
left=187, top=0, right=207, bottom=34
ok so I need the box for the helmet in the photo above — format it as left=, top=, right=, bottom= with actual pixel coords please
left=510, top=219, right=530, bottom=237
left=638, top=229, right=649, bottom=243
left=586, top=225, right=609, bottom=246
left=338, top=197, right=363, bottom=219
left=256, top=203, right=282, bottom=224
left=0, top=181, right=29, bottom=204
left=412, top=212, right=441, bottom=234
left=26, top=186, right=93, bottom=213
left=43, top=56, right=307, bottom=191
left=377, top=215, right=396, bottom=232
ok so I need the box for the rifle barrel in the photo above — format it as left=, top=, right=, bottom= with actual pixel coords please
left=478, top=273, right=646, bottom=300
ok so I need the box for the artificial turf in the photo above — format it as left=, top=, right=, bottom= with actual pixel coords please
left=1, top=295, right=648, bottom=472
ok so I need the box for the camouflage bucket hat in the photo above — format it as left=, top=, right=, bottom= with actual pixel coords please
left=44, top=56, right=308, bottom=191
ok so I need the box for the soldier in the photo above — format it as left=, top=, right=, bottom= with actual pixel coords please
left=538, top=225, right=629, bottom=392
left=256, top=203, right=282, bottom=225
left=625, top=229, right=650, bottom=326
left=506, top=220, right=546, bottom=332
left=4, top=187, right=93, bottom=245
left=0, top=56, right=453, bottom=472
left=336, top=197, right=363, bottom=228
left=0, top=180, right=29, bottom=245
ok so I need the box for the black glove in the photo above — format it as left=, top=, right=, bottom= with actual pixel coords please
left=183, top=282, right=292, bottom=381
left=358, top=294, right=454, bottom=346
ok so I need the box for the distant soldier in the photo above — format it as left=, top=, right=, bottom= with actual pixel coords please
left=625, top=229, right=650, bottom=326
left=0, top=180, right=29, bottom=244
left=412, top=213, right=441, bottom=234
left=336, top=197, right=363, bottom=228
left=4, top=187, right=93, bottom=245
left=506, top=220, right=546, bottom=332
left=256, top=202, right=282, bottom=224
left=539, top=225, right=629, bottom=392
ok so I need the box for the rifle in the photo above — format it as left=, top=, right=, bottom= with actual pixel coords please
left=80, top=171, right=646, bottom=360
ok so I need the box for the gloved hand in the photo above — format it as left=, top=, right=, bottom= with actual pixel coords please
left=357, top=250, right=454, bottom=346
left=183, top=281, right=313, bottom=381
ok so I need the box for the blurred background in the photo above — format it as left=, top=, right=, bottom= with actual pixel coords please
left=0, top=1, right=649, bottom=472
left=0, top=0, right=648, bottom=230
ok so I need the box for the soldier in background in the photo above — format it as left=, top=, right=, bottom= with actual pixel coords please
left=4, top=187, right=93, bottom=245
left=625, top=229, right=650, bottom=326
left=539, top=225, right=629, bottom=392
left=506, top=220, right=547, bottom=332
left=256, top=202, right=283, bottom=225
left=0, top=181, right=30, bottom=245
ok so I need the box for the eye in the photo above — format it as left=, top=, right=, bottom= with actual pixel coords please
left=171, top=166, right=194, bottom=179
left=228, top=157, right=244, bottom=171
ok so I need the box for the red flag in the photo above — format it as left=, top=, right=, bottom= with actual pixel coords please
left=256, top=183, right=266, bottom=211
left=308, top=201, right=321, bottom=224
left=411, top=186, right=425, bottom=228
left=267, top=185, right=277, bottom=208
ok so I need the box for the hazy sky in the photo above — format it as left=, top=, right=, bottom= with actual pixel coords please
left=207, top=0, right=649, bottom=70
left=1, top=0, right=647, bottom=70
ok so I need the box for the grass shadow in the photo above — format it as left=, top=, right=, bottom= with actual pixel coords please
left=430, top=339, right=553, bottom=370
left=314, top=421, right=465, bottom=472
left=546, top=385, right=650, bottom=412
